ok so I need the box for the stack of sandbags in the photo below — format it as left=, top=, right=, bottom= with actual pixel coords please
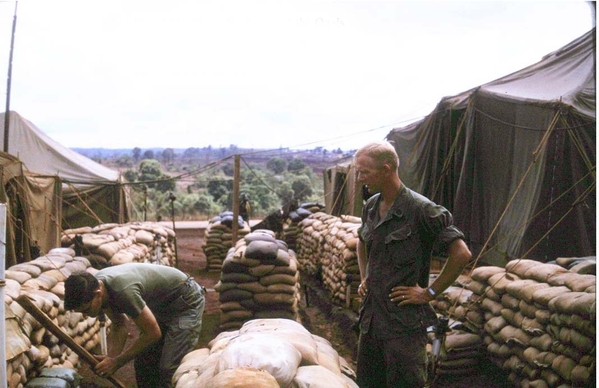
left=554, top=256, right=596, bottom=275
left=425, top=276, right=485, bottom=377
left=61, top=221, right=176, bottom=267
left=172, top=318, right=358, bottom=388
left=4, top=248, right=104, bottom=387
left=296, top=212, right=361, bottom=307
left=319, top=215, right=361, bottom=307
left=428, top=321, right=485, bottom=377
left=202, top=212, right=251, bottom=272
left=464, top=259, right=595, bottom=387
left=429, top=275, right=486, bottom=332
left=296, top=213, right=331, bottom=276
left=282, top=202, right=325, bottom=251
left=215, top=230, right=301, bottom=330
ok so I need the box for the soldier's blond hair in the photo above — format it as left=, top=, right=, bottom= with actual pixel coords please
left=354, top=141, right=399, bottom=171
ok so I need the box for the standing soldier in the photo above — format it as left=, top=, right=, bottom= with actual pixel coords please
left=239, top=193, right=251, bottom=223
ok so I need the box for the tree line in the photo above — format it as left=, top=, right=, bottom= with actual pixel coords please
left=105, top=149, right=327, bottom=222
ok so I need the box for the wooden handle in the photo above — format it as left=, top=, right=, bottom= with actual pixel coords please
left=16, top=294, right=127, bottom=388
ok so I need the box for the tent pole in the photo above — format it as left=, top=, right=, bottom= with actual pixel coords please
left=232, top=154, right=240, bottom=243
left=3, top=1, right=18, bottom=153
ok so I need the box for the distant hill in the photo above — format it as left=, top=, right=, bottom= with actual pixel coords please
left=72, top=146, right=355, bottom=175
left=72, top=147, right=355, bottom=160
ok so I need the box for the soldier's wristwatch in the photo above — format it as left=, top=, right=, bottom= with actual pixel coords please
left=426, top=287, right=437, bottom=298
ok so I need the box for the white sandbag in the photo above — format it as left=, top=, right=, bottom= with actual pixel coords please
left=205, top=366, right=279, bottom=388
left=9, top=263, right=42, bottom=277
left=5, top=269, right=32, bottom=284
left=293, top=365, right=351, bottom=388
left=216, top=333, right=302, bottom=387
left=173, top=348, right=210, bottom=384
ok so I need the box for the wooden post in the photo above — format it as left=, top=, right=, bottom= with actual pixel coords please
left=232, top=154, right=240, bottom=243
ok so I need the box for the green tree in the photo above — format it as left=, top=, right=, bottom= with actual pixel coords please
left=142, top=150, right=155, bottom=160
left=206, top=175, right=232, bottom=202
left=288, top=158, right=307, bottom=173
left=116, top=155, right=134, bottom=168
left=138, top=159, right=175, bottom=192
left=123, top=169, right=139, bottom=183
left=291, top=175, right=313, bottom=202
left=183, top=147, right=201, bottom=162
left=132, top=147, right=141, bottom=162
left=162, top=148, right=176, bottom=164
left=266, top=158, right=287, bottom=174
left=276, top=181, right=296, bottom=210
left=222, top=162, right=235, bottom=177
left=179, top=193, right=219, bottom=218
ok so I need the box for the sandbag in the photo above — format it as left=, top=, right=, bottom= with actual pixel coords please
left=470, top=266, right=505, bottom=283
left=505, top=259, right=539, bottom=278
left=216, top=333, right=302, bottom=387
left=293, top=365, right=350, bottom=388
left=245, top=240, right=280, bottom=261
left=9, top=263, right=42, bottom=277
left=523, top=263, right=569, bottom=283
left=531, top=286, right=571, bottom=306
left=205, top=366, right=279, bottom=388
left=5, top=269, right=32, bottom=284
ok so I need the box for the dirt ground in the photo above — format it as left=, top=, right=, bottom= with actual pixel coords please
left=78, top=226, right=513, bottom=388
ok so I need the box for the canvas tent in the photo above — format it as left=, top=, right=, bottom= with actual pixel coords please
left=0, top=152, right=61, bottom=267
left=386, top=29, right=596, bottom=266
left=0, top=111, right=130, bottom=262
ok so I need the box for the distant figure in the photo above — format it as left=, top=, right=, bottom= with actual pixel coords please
left=239, top=193, right=251, bottom=223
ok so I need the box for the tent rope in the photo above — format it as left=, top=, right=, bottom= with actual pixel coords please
left=468, top=109, right=561, bottom=271
left=63, top=181, right=103, bottom=225
left=563, top=115, right=596, bottom=180
left=443, top=179, right=596, bottom=321
left=430, top=102, right=471, bottom=200
left=474, top=168, right=595, bottom=262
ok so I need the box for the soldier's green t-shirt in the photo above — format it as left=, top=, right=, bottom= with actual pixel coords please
left=95, top=263, right=188, bottom=319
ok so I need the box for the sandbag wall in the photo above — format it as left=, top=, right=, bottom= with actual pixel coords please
left=215, top=230, right=301, bottom=331
left=423, top=276, right=486, bottom=377
left=296, top=212, right=362, bottom=308
left=4, top=248, right=103, bottom=388
left=433, top=259, right=595, bottom=388
left=172, top=318, right=358, bottom=388
left=62, top=221, right=176, bottom=267
left=281, top=202, right=325, bottom=252
left=202, top=212, right=251, bottom=272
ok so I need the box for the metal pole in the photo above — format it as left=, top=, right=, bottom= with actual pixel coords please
left=4, top=1, right=18, bottom=153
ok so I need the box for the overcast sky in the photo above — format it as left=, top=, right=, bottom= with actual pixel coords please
left=0, top=1, right=594, bottom=151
